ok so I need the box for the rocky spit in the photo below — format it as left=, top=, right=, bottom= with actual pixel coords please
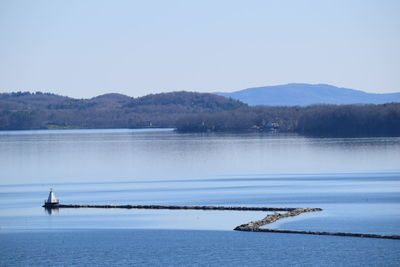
left=234, top=208, right=322, bottom=231
left=43, top=204, right=400, bottom=240
left=253, top=229, right=400, bottom=240
left=234, top=208, right=400, bottom=240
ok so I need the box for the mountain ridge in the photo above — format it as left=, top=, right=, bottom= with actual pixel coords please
left=216, top=83, right=400, bottom=106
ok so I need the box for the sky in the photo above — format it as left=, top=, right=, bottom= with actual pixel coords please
left=0, top=0, right=399, bottom=98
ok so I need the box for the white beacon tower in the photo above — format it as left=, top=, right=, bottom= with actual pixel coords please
left=44, top=188, right=59, bottom=207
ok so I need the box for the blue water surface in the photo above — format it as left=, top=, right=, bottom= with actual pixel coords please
left=1, top=229, right=400, bottom=267
left=1, top=129, right=400, bottom=266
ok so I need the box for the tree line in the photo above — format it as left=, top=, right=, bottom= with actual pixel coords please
left=176, top=103, right=400, bottom=137
left=1, top=91, right=399, bottom=137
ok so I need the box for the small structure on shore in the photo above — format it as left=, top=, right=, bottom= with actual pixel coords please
left=43, top=188, right=59, bottom=207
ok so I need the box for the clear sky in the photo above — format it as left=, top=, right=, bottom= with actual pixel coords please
left=0, top=0, right=399, bottom=98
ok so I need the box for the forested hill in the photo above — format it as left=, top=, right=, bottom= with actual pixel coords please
left=1, top=91, right=400, bottom=137
left=217, top=83, right=400, bottom=106
left=0, top=91, right=245, bottom=130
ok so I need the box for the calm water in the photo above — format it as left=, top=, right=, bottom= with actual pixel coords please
left=1, top=129, right=400, bottom=266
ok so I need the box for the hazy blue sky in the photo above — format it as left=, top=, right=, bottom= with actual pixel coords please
left=0, top=0, right=399, bottom=98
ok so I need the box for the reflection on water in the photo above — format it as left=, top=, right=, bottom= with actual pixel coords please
left=44, top=208, right=58, bottom=215
left=0, top=129, right=399, bottom=185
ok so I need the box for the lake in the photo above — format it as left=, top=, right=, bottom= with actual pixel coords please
left=1, top=129, right=400, bottom=266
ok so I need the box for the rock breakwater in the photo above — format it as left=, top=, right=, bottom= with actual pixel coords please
left=234, top=208, right=322, bottom=231
left=43, top=203, right=400, bottom=240
left=252, top=229, right=400, bottom=240
left=48, top=204, right=298, bottom=212
left=233, top=208, right=400, bottom=240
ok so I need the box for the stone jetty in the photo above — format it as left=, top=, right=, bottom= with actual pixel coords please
left=43, top=199, right=400, bottom=240
left=250, top=228, right=400, bottom=240
left=45, top=203, right=299, bottom=212
left=233, top=208, right=400, bottom=240
left=234, top=208, right=322, bottom=231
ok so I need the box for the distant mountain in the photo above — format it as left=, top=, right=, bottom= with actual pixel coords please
left=0, top=91, right=245, bottom=130
left=217, top=83, right=400, bottom=106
